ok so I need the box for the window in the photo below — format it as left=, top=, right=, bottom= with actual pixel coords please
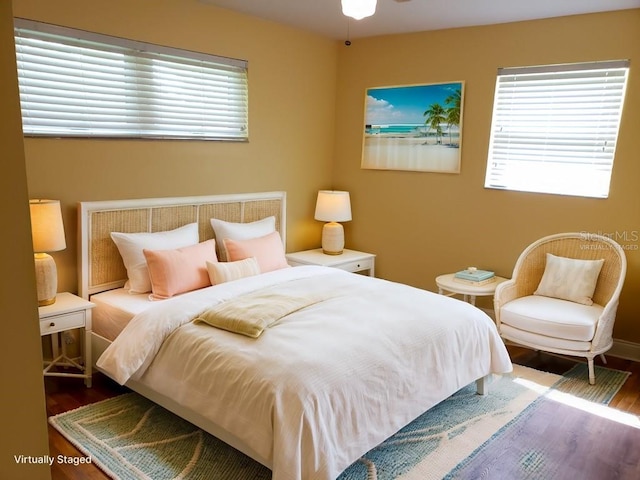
left=13, top=19, right=248, bottom=141
left=485, top=61, right=629, bottom=198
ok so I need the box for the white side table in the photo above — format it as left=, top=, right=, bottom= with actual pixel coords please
left=286, top=248, right=376, bottom=277
left=435, top=273, right=508, bottom=306
left=39, top=292, right=95, bottom=387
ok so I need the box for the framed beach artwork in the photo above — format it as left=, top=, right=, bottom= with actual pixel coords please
left=362, top=81, right=464, bottom=173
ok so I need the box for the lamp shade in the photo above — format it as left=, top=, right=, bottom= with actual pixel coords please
left=30, top=199, right=66, bottom=306
left=29, top=199, right=66, bottom=253
left=314, top=191, right=352, bottom=222
left=341, top=0, right=377, bottom=20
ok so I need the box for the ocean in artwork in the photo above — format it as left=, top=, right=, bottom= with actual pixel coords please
left=365, top=123, right=459, bottom=139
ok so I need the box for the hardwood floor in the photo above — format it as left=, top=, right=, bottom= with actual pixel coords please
left=45, top=374, right=129, bottom=480
left=44, top=346, right=639, bottom=479
left=507, top=346, right=640, bottom=415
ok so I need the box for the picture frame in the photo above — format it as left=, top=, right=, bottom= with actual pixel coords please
left=361, top=81, right=464, bottom=173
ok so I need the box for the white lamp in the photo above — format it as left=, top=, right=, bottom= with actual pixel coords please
left=341, top=0, right=377, bottom=20
left=29, top=199, right=66, bottom=306
left=315, top=190, right=352, bottom=255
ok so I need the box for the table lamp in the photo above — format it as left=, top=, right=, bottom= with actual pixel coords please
left=29, top=199, right=66, bottom=306
left=314, top=190, right=352, bottom=255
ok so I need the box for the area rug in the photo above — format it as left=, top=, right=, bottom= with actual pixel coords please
left=49, top=364, right=636, bottom=480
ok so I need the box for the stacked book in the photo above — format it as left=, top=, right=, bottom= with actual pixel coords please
left=454, top=268, right=495, bottom=285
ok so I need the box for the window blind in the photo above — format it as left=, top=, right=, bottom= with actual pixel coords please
left=485, top=60, right=629, bottom=198
left=14, top=19, right=248, bottom=140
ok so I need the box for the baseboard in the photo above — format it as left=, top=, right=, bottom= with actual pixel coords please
left=480, top=307, right=640, bottom=363
left=610, top=339, right=640, bottom=362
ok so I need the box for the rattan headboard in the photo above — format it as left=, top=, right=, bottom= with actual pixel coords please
left=78, top=192, right=286, bottom=299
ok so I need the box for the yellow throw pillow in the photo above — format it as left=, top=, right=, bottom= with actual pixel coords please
left=206, top=257, right=260, bottom=285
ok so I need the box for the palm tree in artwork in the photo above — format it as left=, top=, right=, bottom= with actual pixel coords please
left=423, top=103, right=446, bottom=145
left=444, top=88, right=462, bottom=146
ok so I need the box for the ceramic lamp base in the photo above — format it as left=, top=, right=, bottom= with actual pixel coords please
left=34, top=253, right=58, bottom=306
left=321, top=222, right=345, bottom=255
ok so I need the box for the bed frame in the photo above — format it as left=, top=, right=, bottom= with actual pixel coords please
left=78, top=191, right=286, bottom=299
left=78, top=191, right=287, bottom=468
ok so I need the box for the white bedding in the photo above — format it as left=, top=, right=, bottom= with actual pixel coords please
left=97, top=266, right=512, bottom=480
left=91, top=288, right=152, bottom=341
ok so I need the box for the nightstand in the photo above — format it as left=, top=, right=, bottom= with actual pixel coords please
left=39, top=292, right=95, bottom=387
left=435, top=273, right=508, bottom=306
left=286, top=248, right=376, bottom=276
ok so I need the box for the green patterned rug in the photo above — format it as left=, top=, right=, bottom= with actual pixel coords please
left=49, top=364, right=633, bottom=480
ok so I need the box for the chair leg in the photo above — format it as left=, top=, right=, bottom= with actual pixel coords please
left=588, top=358, right=596, bottom=385
left=600, top=354, right=607, bottom=365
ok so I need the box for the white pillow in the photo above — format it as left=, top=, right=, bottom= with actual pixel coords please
left=111, top=223, right=199, bottom=294
left=210, top=216, right=276, bottom=261
left=534, top=253, right=604, bottom=306
left=206, top=257, right=260, bottom=285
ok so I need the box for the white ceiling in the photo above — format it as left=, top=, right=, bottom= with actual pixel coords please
left=200, top=0, right=640, bottom=40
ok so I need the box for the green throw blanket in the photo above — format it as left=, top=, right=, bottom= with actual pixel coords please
left=194, top=289, right=324, bottom=338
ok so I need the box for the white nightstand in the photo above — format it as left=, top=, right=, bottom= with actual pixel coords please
left=286, top=248, right=376, bottom=277
left=39, top=292, right=95, bottom=387
left=435, top=273, right=508, bottom=306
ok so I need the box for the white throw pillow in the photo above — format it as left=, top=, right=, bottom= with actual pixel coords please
left=534, top=253, right=604, bottom=306
left=210, top=216, right=276, bottom=261
left=206, top=257, right=260, bottom=285
left=111, top=223, right=199, bottom=294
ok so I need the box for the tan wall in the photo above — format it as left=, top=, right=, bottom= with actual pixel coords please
left=334, top=10, right=640, bottom=343
left=10, top=2, right=640, bottom=346
left=0, top=1, right=51, bottom=478
left=13, top=0, right=338, bottom=293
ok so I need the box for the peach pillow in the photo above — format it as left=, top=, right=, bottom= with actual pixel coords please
left=224, top=231, right=289, bottom=273
left=210, top=216, right=276, bottom=262
left=143, top=239, right=217, bottom=300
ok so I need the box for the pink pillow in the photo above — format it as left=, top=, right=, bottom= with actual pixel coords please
left=143, top=239, right=218, bottom=300
left=224, top=231, right=289, bottom=273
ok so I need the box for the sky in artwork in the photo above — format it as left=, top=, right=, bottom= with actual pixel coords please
left=365, top=82, right=462, bottom=125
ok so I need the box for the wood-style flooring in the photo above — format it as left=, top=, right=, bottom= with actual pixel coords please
left=44, top=345, right=640, bottom=480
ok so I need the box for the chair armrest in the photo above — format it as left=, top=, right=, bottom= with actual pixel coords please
left=591, top=298, right=620, bottom=352
left=494, top=279, right=534, bottom=327
left=494, top=279, right=519, bottom=306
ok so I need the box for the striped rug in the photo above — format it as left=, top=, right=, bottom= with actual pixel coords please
left=49, top=364, right=633, bottom=480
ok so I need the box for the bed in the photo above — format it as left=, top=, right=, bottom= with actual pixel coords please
left=78, top=191, right=513, bottom=480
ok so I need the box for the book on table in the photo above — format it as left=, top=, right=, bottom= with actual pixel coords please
left=454, top=269, right=495, bottom=285
left=453, top=276, right=496, bottom=286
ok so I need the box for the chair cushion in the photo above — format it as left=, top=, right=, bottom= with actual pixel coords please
left=500, top=324, right=592, bottom=352
left=500, top=295, right=603, bottom=342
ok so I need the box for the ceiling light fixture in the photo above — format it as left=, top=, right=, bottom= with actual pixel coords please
left=341, top=0, right=377, bottom=20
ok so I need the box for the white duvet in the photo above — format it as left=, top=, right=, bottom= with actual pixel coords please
left=97, top=266, right=512, bottom=480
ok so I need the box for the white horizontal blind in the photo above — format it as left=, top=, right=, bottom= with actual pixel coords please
left=485, top=61, right=629, bottom=198
left=14, top=19, right=248, bottom=140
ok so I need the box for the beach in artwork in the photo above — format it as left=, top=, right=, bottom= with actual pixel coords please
left=362, top=82, right=463, bottom=173
left=363, top=132, right=460, bottom=172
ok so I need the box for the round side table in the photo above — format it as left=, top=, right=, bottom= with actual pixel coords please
left=435, top=273, right=508, bottom=306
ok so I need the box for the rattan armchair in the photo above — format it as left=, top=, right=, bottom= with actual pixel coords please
left=494, top=232, right=626, bottom=384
